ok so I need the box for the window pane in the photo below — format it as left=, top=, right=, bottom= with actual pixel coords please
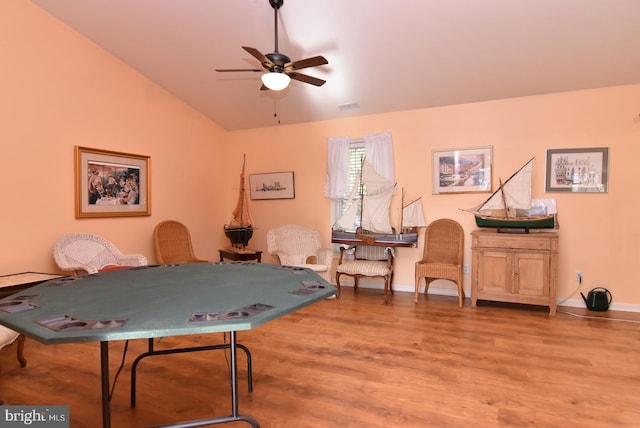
left=337, top=145, right=366, bottom=227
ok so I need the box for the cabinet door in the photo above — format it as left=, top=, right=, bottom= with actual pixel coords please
left=515, top=252, right=549, bottom=297
left=477, top=250, right=512, bottom=293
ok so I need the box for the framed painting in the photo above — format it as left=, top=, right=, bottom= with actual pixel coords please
left=75, top=146, right=151, bottom=218
left=432, top=146, right=493, bottom=194
left=545, top=147, right=609, bottom=193
left=249, top=171, right=295, bottom=200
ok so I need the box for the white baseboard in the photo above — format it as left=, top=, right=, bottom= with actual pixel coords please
left=334, top=281, right=640, bottom=313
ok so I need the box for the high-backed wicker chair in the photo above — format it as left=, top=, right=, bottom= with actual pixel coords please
left=266, top=224, right=333, bottom=282
left=153, top=220, right=207, bottom=264
left=53, top=233, right=148, bottom=275
left=335, top=228, right=395, bottom=302
left=415, top=218, right=465, bottom=307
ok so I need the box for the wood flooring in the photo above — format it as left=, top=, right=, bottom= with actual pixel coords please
left=1, top=289, right=639, bottom=428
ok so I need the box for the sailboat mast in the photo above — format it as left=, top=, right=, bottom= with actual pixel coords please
left=358, top=155, right=365, bottom=229
left=498, top=178, right=511, bottom=217
left=239, top=154, right=246, bottom=225
left=400, top=187, right=405, bottom=232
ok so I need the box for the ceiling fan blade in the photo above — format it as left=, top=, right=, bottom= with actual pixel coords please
left=288, top=72, right=326, bottom=87
left=242, top=46, right=273, bottom=68
left=215, top=68, right=263, bottom=72
left=289, top=55, right=328, bottom=71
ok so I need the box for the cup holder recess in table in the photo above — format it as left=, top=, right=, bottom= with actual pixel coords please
left=92, top=319, right=127, bottom=329
left=219, top=311, right=250, bottom=320
left=0, top=300, right=23, bottom=307
left=57, top=321, right=89, bottom=330
left=37, top=315, right=128, bottom=332
left=289, top=279, right=328, bottom=295
left=189, top=303, right=275, bottom=323
left=0, top=295, right=40, bottom=313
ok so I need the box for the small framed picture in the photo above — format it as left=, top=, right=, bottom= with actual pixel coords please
left=75, top=146, right=151, bottom=218
left=432, top=146, right=493, bottom=194
left=249, top=171, right=295, bottom=200
left=545, top=147, right=609, bottom=192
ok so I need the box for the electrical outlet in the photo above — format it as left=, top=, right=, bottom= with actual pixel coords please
left=575, top=271, right=583, bottom=283
left=463, top=264, right=471, bottom=274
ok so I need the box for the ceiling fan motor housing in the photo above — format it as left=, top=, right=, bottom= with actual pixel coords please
left=265, top=52, right=290, bottom=72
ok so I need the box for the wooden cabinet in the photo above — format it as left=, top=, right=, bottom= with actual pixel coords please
left=471, top=230, right=559, bottom=315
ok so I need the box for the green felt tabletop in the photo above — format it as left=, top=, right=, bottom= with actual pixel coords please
left=0, top=262, right=336, bottom=344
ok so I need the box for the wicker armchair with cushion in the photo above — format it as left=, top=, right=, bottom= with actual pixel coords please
left=266, top=224, right=333, bottom=282
left=0, top=327, right=26, bottom=405
left=0, top=327, right=26, bottom=371
left=153, top=220, right=208, bottom=264
left=335, top=229, right=395, bottom=302
left=414, top=218, right=465, bottom=307
left=53, top=233, right=148, bottom=275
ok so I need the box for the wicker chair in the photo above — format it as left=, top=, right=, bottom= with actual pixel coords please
left=53, top=233, right=148, bottom=275
left=0, top=327, right=26, bottom=370
left=414, top=218, right=465, bottom=307
left=153, top=220, right=207, bottom=264
left=0, top=327, right=26, bottom=404
left=335, top=229, right=395, bottom=302
left=266, top=224, right=333, bottom=282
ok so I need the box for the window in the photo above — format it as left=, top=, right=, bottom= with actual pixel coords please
left=332, top=140, right=366, bottom=228
left=326, top=132, right=395, bottom=232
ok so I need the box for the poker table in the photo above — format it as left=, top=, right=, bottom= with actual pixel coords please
left=0, top=262, right=336, bottom=428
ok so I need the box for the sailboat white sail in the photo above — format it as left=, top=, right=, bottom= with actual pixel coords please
left=333, top=160, right=395, bottom=233
left=477, top=158, right=533, bottom=216
left=467, top=157, right=556, bottom=231
left=402, top=197, right=426, bottom=229
left=332, top=160, right=419, bottom=245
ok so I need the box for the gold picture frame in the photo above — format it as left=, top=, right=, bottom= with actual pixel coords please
left=75, top=146, right=151, bottom=218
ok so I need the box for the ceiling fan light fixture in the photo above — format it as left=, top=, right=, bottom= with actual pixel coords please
left=261, top=72, right=290, bottom=91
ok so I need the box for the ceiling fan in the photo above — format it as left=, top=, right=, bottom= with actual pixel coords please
left=215, top=0, right=328, bottom=91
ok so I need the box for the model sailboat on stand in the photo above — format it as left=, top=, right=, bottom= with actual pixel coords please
left=224, top=155, right=255, bottom=250
left=466, top=157, right=557, bottom=233
left=331, top=160, right=422, bottom=246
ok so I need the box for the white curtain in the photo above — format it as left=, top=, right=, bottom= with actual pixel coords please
left=364, top=132, right=395, bottom=184
left=324, top=132, right=395, bottom=199
left=324, top=136, right=351, bottom=198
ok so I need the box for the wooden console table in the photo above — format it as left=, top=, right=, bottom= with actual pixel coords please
left=471, top=230, right=559, bottom=315
left=219, top=248, right=262, bottom=263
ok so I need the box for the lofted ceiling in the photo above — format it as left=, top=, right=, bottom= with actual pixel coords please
left=31, top=0, right=640, bottom=131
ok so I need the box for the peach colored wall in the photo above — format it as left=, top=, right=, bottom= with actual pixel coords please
left=228, top=85, right=640, bottom=309
left=5, top=2, right=640, bottom=310
left=1, top=2, right=229, bottom=275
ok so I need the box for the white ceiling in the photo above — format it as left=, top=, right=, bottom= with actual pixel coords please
left=31, top=0, right=640, bottom=131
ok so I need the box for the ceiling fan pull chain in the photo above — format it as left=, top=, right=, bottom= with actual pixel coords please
left=274, top=99, right=281, bottom=124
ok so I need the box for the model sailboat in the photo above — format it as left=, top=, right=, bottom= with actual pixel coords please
left=224, top=155, right=255, bottom=250
left=467, top=157, right=556, bottom=232
left=331, top=160, right=421, bottom=245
